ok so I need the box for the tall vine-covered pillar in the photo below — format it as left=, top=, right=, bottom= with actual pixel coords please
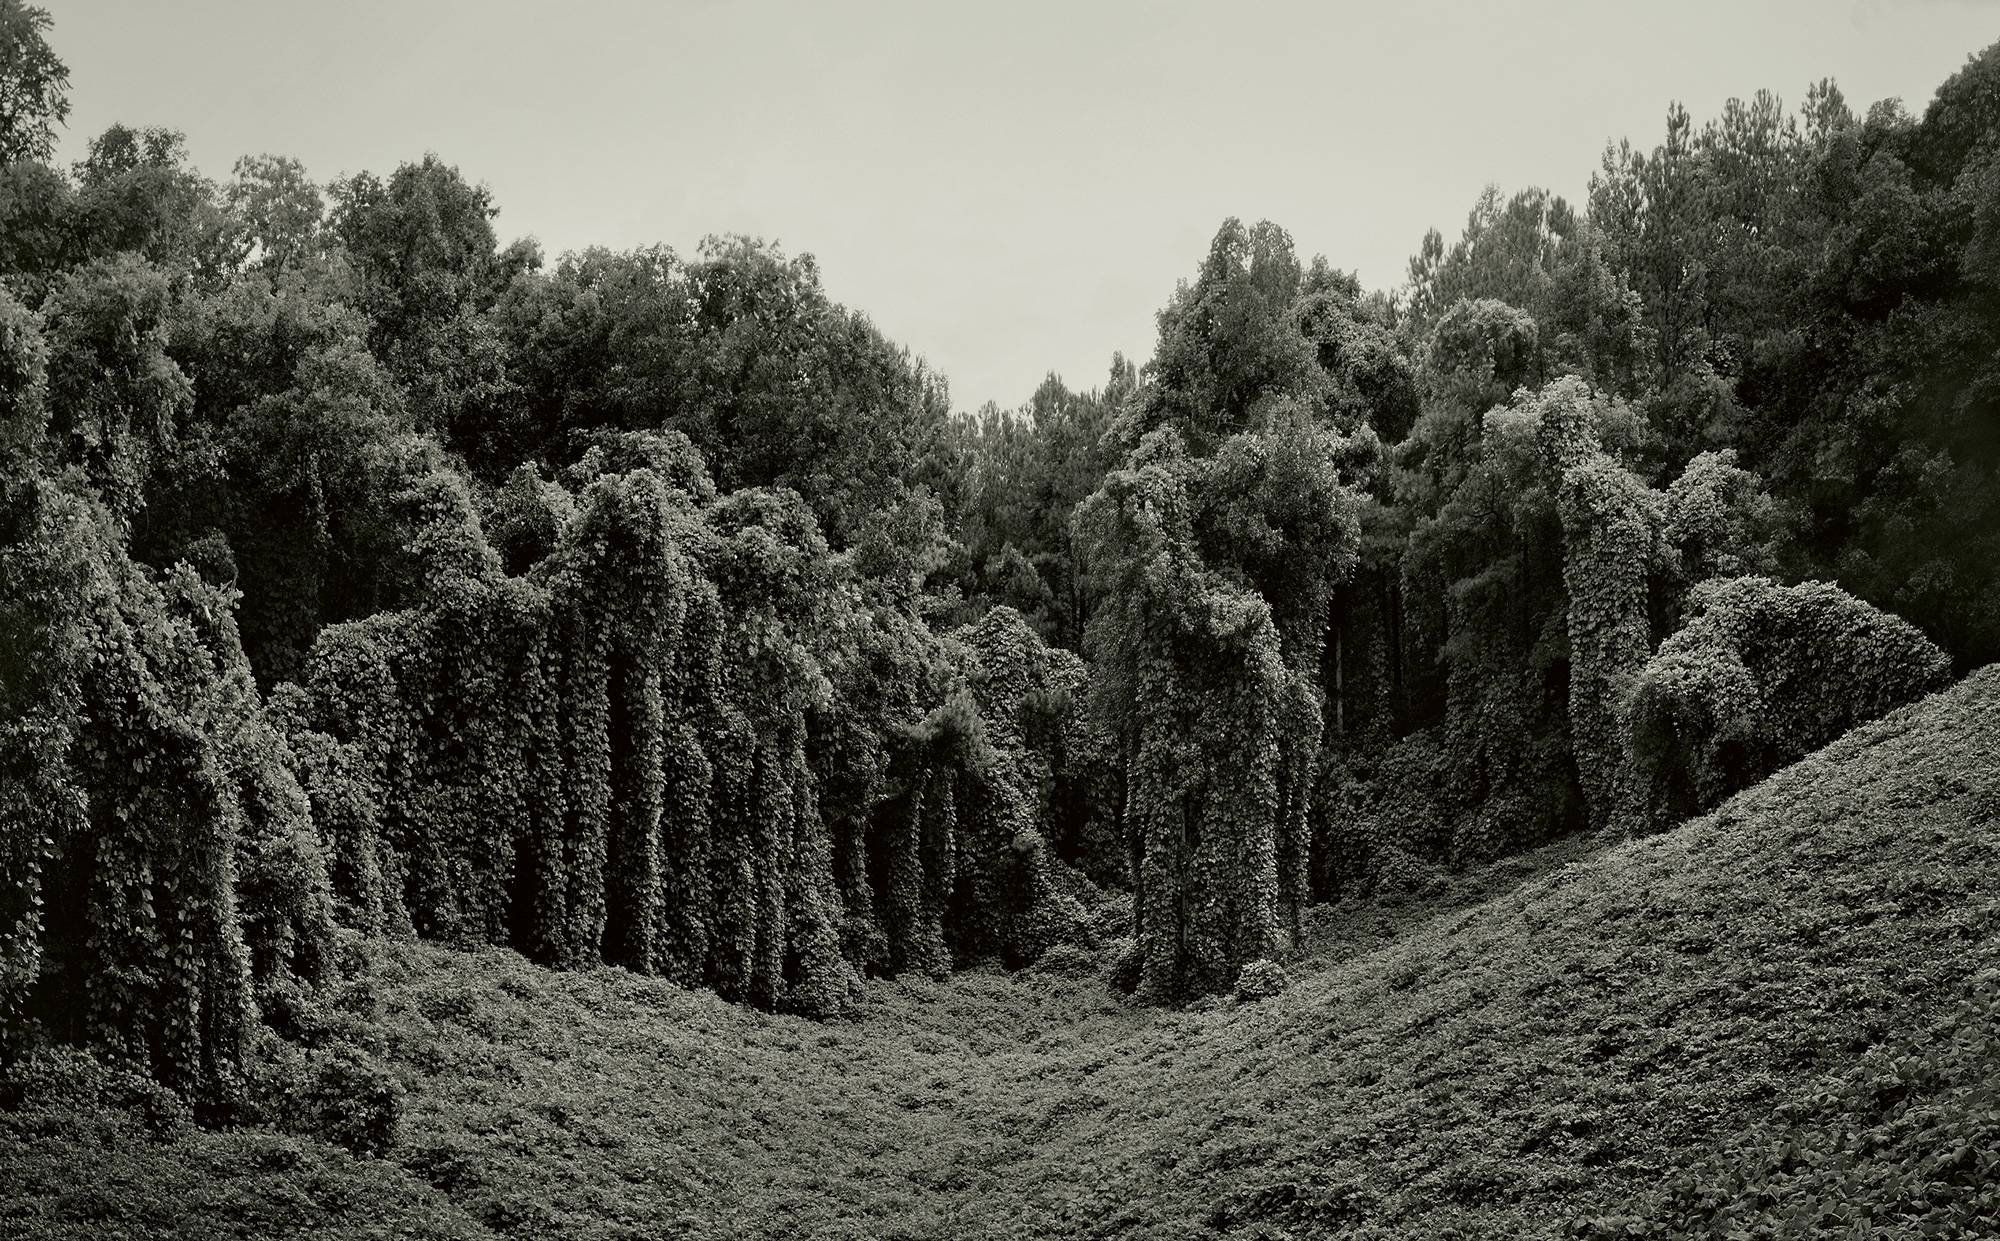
left=881, top=761, right=955, bottom=978
left=28, top=541, right=272, bottom=1102
left=656, top=577, right=721, bottom=988
left=1530, top=378, right=1660, bottom=833
left=697, top=487, right=856, bottom=1016
left=1122, top=562, right=1286, bottom=1004
left=541, top=467, right=697, bottom=970
left=1080, top=438, right=1295, bottom=1003
left=0, top=481, right=95, bottom=1055
left=549, top=588, right=612, bottom=968
left=1272, top=671, right=1322, bottom=947
left=944, top=607, right=1091, bottom=969
left=866, top=687, right=976, bottom=981
left=771, top=713, right=851, bottom=1016
left=702, top=701, right=762, bottom=1002
left=1556, top=458, right=1659, bottom=831
left=579, top=471, right=692, bottom=976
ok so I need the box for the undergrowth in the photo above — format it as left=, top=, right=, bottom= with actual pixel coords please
left=3, top=667, right=1995, bottom=1240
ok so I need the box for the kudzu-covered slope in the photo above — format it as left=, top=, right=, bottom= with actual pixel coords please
left=1023, top=665, right=2000, bottom=1238
left=11, top=659, right=1988, bottom=1240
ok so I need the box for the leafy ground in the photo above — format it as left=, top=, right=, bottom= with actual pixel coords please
left=4, top=667, right=1998, bottom=1240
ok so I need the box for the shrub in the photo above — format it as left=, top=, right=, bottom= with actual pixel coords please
left=1620, top=577, right=1953, bottom=832
left=1107, top=938, right=1144, bottom=994
left=1031, top=942, right=1098, bottom=979
left=945, top=607, right=1105, bottom=970
left=248, top=1035, right=402, bottom=1158
left=1233, top=959, right=1290, bottom=1001
left=1312, top=732, right=1451, bottom=900
left=0, top=1045, right=190, bottom=1135
left=1369, top=845, right=1450, bottom=899
left=295, top=1043, right=402, bottom=1157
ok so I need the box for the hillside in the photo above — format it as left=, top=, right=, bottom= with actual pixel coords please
left=4, top=666, right=1997, bottom=1240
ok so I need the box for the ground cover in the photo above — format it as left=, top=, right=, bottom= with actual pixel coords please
left=4, top=668, right=1996, bottom=1240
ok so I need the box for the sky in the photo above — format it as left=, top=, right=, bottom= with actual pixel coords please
left=40, top=0, right=2000, bottom=415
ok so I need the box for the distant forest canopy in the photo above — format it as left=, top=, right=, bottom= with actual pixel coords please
left=0, top=0, right=1993, bottom=1097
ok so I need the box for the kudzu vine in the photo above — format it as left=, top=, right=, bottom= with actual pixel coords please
left=2, top=291, right=333, bottom=1102
left=1621, top=576, right=1954, bottom=831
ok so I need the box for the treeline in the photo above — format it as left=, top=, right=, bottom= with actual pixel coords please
left=0, top=0, right=1991, bottom=1106
left=959, top=60, right=1996, bottom=896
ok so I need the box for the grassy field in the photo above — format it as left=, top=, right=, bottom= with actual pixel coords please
left=5, top=666, right=1998, bottom=1240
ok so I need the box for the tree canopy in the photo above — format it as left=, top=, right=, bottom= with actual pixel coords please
left=0, top=1, right=66, bottom=165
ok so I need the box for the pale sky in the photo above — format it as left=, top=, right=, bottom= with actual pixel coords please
left=42, top=0, right=2000, bottom=414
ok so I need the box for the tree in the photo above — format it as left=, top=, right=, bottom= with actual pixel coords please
left=0, top=282, right=73, bottom=1051
left=952, top=361, right=1131, bottom=646
left=329, top=154, right=514, bottom=437
left=1140, top=218, right=1324, bottom=453
left=483, top=238, right=954, bottom=557
left=1425, top=297, right=1541, bottom=419
left=331, top=155, right=501, bottom=339
left=0, top=1, right=67, bottom=165
left=157, top=271, right=419, bottom=684
left=1069, top=218, right=1374, bottom=998
left=1406, top=186, right=1648, bottom=401
left=1296, top=262, right=1420, bottom=441
left=1621, top=576, right=1952, bottom=832
left=1538, top=381, right=1661, bottom=832
left=71, top=125, right=230, bottom=279
left=1660, top=447, right=1788, bottom=616
left=1591, top=103, right=1711, bottom=404
left=225, top=155, right=326, bottom=274
left=3, top=281, right=333, bottom=1099
left=939, top=606, right=1092, bottom=967
left=1565, top=49, right=2000, bottom=675
left=1407, top=186, right=1574, bottom=331
left=0, top=155, right=75, bottom=302
left=1177, top=412, right=1363, bottom=927
left=1077, top=432, right=1291, bottom=1002
left=682, top=235, right=954, bottom=550
left=40, top=254, right=192, bottom=525
left=1399, top=388, right=1578, bottom=861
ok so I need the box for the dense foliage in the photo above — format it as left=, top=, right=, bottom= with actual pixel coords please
left=1621, top=575, right=1953, bottom=831
left=1583, top=975, right=2000, bottom=1238
left=4, top=664, right=1992, bottom=1239
left=0, top=2, right=1994, bottom=1163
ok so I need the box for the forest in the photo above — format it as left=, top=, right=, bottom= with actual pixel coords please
left=2, top=3, right=1999, bottom=1234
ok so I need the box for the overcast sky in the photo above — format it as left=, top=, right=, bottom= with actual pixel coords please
left=42, top=0, right=2000, bottom=414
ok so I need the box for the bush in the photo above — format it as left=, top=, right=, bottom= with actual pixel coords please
left=1107, top=938, right=1144, bottom=995
left=1312, top=732, right=1450, bottom=901
left=297, top=1044, right=402, bottom=1157
left=0, top=1046, right=190, bottom=1135
left=1369, top=844, right=1449, bottom=899
left=247, top=1036, right=402, bottom=1157
left=1621, top=577, right=1953, bottom=832
left=1031, top=942, right=1099, bottom=978
left=1233, top=959, right=1290, bottom=1002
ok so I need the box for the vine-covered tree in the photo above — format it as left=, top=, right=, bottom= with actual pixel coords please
left=1078, top=432, right=1292, bottom=1002
left=3, top=0, right=1996, bottom=1098
left=1622, top=576, right=1953, bottom=830
left=2, top=284, right=333, bottom=1100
